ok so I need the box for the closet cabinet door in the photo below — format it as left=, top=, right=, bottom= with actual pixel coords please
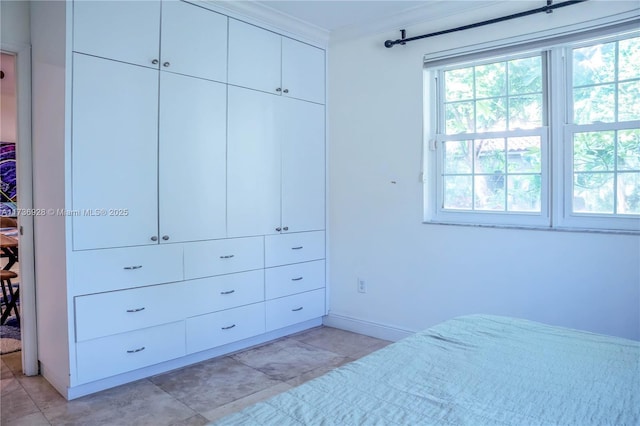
left=73, top=0, right=161, bottom=69
left=159, top=73, right=227, bottom=243
left=160, top=1, right=228, bottom=82
left=280, top=98, right=326, bottom=233
left=228, top=19, right=281, bottom=95
left=227, top=86, right=281, bottom=237
left=72, top=54, right=159, bottom=250
left=281, top=38, right=325, bottom=105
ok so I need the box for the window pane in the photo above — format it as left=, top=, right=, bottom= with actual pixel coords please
left=475, top=138, right=505, bottom=174
left=619, top=80, right=640, bottom=122
left=475, top=175, right=505, bottom=211
left=444, top=67, right=473, bottom=101
left=508, top=56, right=542, bottom=94
left=507, top=137, right=541, bottom=173
left=476, top=98, right=506, bottom=132
left=618, top=172, right=640, bottom=214
left=573, top=84, right=615, bottom=124
left=475, top=62, right=505, bottom=98
left=443, top=175, right=472, bottom=209
left=445, top=101, right=474, bottom=134
left=508, top=175, right=541, bottom=212
left=508, top=94, right=542, bottom=129
left=573, top=42, right=616, bottom=86
left=618, top=129, right=640, bottom=171
left=444, top=140, right=472, bottom=173
left=573, top=131, right=615, bottom=172
left=619, top=36, right=640, bottom=81
left=573, top=172, right=614, bottom=214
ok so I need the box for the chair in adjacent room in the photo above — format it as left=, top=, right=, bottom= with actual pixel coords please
left=0, top=270, right=19, bottom=325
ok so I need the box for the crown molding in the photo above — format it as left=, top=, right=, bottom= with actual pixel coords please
left=196, top=0, right=330, bottom=47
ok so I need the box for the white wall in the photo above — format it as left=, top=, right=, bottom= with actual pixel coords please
left=327, top=1, right=640, bottom=341
left=1, top=0, right=30, bottom=47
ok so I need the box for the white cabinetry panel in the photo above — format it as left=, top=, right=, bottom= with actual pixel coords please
left=280, top=97, right=325, bottom=233
left=228, top=19, right=281, bottom=95
left=71, top=244, right=183, bottom=295
left=227, top=86, right=281, bottom=237
left=265, top=260, right=325, bottom=300
left=184, top=237, right=264, bottom=280
left=73, top=0, right=161, bottom=68
left=159, top=73, right=227, bottom=243
left=265, top=231, right=325, bottom=267
left=160, top=1, right=228, bottom=82
left=188, top=270, right=264, bottom=317
left=186, top=303, right=265, bottom=354
left=281, top=37, right=325, bottom=104
left=266, top=289, right=325, bottom=331
left=76, top=321, right=185, bottom=384
left=71, top=53, right=159, bottom=250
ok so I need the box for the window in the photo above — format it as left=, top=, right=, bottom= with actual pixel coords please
left=424, top=30, right=640, bottom=232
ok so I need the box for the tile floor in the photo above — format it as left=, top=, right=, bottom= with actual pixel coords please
left=0, top=326, right=390, bottom=425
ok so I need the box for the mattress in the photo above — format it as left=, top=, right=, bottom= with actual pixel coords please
left=212, top=315, right=640, bottom=425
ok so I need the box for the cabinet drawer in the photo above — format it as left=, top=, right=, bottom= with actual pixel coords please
left=188, top=270, right=264, bottom=317
left=265, top=260, right=324, bottom=300
left=76, top=321, right=186, bottom=384
left=75, top=282, right=185, bottom=342
left=71, top=244, right=183, bottom=295
left=184, top=237, right=263, bottom=280
left=186, top=303, right=265, bottom=354
left=265, top=231, right=324, bottom=267
left=265, top=289, right=325, bottom=332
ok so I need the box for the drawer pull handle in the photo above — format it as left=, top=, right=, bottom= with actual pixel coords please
left=126, top=347, right=146, bottom=354
left=292, top=307, right=303, bottom=312
left=220, top=255, right=235, bottom=259
left=291, top=246, right=303, bottom=250
left=123, top=265, right=143, bottom=270
left=292, top=277, right=303, bottom=281
left=222, top=324, right=236, bottom=330
left=126, top=307, right=146, bottom=313
left=220, top=290, right=235, bottom=295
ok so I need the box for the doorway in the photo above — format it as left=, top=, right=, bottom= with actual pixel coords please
left=0, top=47, right=37, bottom=375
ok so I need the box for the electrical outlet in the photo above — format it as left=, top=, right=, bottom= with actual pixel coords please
left=357, top=278, right=366, bottom=293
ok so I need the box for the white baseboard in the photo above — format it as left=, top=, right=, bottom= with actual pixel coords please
left=322, top=313, right=414, bottom=342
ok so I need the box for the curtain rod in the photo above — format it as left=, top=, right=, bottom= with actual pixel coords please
left=384, top=0, right=588, bottom=48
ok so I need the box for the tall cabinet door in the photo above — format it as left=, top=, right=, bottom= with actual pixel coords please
left=281, top=38, right=325, bottom=105
left=228, top=19, right=281, bottom=95
left=73, top=0, right=161, bottom=68
left=72, top=54, right=159, bottom=250
left=280, top=98, right=326, bottom=233
left=160, top=1, right=228, bottom=82
left=227, top=86, right=281, bottom=237
left=159, top=73, right=227, bottom=243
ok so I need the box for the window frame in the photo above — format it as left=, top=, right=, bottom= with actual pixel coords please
left=424, top=29, right=640, bottom=233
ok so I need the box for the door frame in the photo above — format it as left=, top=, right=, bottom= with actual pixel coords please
left=2, top=42, right=38, bottom=375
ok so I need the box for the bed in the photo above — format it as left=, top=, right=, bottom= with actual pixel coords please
left=212, top=314, right=640, bottom=425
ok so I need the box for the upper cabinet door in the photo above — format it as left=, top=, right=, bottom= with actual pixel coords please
left=72, top=54, right=159, bottom=250
left=280, top=97, right=326, bottom=233
left=73, top=0, right=161, bottom=69
left=281, top=38, right=325, bottom=105
left=228, top=19, right=281, bottom=95
left=160, top=1, right=228, bottom=82
left=158, top=72, right=227, bottom=243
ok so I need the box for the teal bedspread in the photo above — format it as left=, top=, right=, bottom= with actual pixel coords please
left=212, top=315, right=640, bottom=425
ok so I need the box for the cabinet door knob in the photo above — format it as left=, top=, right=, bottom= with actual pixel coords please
left=162, top=235, right=170, bottom=241
left=275, top=227, right=282, bottom=232
left=126, top=347, right=146, bottom=354
left=150, top=236, right=158, bottom=241
left=163, top=62, right=170, bottom=67
left=151, top=59, right=159, bottom=65
left=292, top=307, right=303, bottom=312
left=283, top=226, right=289, bottom=231
left=283, top=89, right=289, bottom=93
left=275, top=88, right=282, bottom=92
left=221, top=324, right=236, bottom=330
